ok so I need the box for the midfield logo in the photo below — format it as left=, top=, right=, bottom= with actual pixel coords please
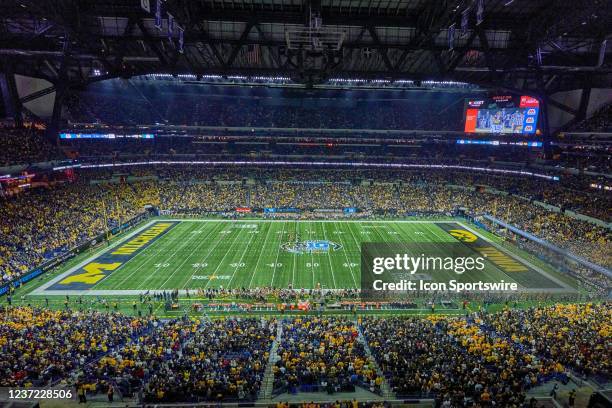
left=281, top=240, right=343, bottom=254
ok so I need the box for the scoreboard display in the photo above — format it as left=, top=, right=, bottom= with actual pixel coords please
left=464, top=95, right=539, bottom=135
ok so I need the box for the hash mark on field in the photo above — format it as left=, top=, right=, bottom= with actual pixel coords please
left=149, top=223, right=215, bottom=290
left=202, top=225, right=245, bottom=290
left=178, top=223, right=232, bottom=290
left=248, top=223, right=273, bottom=288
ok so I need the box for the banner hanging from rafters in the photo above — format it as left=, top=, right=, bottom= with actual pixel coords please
left=178, top=26, right=184, bottom=53
left=140, top=0, right=150, bottom=13
left=167, top=13, right=174, bottom=40
left=154, top=0, right=162, bottom=30
left=461, top=9, right=470, bottom=36
left=476, top=0, right=484, bottom=26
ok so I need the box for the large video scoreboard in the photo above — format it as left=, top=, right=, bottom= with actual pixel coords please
left=464, top=95, right=540, bottom=135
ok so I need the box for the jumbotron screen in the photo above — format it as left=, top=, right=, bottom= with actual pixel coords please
left=464, top=95, right=539, bottom=134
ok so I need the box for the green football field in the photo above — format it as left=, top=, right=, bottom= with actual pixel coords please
left=30, top=219, right=577, bottom=295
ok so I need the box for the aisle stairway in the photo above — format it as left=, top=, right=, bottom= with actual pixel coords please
left=355, top=320, right=395, bottom=399
left=259, top=322, right=284, bottom=400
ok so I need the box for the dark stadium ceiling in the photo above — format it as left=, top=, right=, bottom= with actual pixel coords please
left=0, top=0, right=610, bottom=92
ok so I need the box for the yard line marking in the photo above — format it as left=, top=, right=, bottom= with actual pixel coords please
left=345, top=222, right=366, bottom=290
left=248, top=222, right=274, bottom=288
left=227, top=226, right=260, bottom=288
left=270, top=221, right=287, bottom=287
left=202, top=224, right=247, bottom=290
left=308, top=221, right=316, bottom=288
left=321, top=222, right=337, bottom=289
left=137, top=222, right=206, bottom=290
left=291, top=221, right=297, bottom=287
left=333, top=221, right=358, bottom=288
left=102, top=222, right=188, bottom=290
left=172, top=222, right=240, bottom=291
left=178, top=222, right=229, bottom=289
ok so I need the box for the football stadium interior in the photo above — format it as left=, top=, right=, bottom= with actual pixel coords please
left=0, top=0, right=611, bottom=407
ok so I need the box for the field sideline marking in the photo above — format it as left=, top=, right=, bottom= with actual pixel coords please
left=30, top=219, right=160, bottom=295
left=458, top=222, right=575, bottom=292
left=30, top=218, right=576, bottom=296
left=93, top=222, right=187, bottom=290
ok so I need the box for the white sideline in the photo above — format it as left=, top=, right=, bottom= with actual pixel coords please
left=29, top=219, right=159, bottom=295
left=30, top=219, right=576, bottom=296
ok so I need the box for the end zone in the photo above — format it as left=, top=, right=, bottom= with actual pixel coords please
left=31, top=221, right=179, bottom=294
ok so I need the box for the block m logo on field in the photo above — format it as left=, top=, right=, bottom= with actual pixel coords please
left=59, top=262, right=122, bottom=285
left=49, top=221, right=178, bottom=290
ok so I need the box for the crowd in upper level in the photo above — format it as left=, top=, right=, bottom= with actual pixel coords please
left=0, top=126, right=63, bottom=167
left=1, top=167, right=610, bottom=293
left=569, top=104, right=612, bottom=133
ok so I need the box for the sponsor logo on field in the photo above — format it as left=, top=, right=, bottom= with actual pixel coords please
left=281, top=240, right=342, bottom=254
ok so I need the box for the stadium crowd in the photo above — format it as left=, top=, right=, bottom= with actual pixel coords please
left=0, top=307, right=153, bottom=387
left=0, top=181, right=152, bottom=283
left=89, top=317, right=275, bottom=402
left=1, top=304, right=609, bottom=404
left=273, top=317, right=380, bottom=395
left=479, top=303, right=611, bottom=381
left=0, top=126, right=63, bottom=166
left=361, top=315, right=565, bottom=405
left=1, top=168, right=610, bottom=290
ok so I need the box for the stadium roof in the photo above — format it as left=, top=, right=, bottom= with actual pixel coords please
left=1, top=0, right=610, bottom=91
